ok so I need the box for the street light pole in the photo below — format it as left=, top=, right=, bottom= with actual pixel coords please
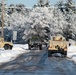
left=1, top=0, right=4, bottom=38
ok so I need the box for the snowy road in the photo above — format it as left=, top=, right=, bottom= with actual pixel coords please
left=0, top=46, right=76, bottom=75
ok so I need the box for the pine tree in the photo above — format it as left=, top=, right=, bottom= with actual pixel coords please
left=56, top=0, right=64, bottom=13
left=65, top=0, right=76, bottom=13
left=34, top=0, right=50, bottom=7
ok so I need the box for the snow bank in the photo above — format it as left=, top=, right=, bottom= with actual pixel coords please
left=67, top=45, right=76, bottom=63
left=0, top=50, right=19, bottom=63
left=67, top=46, right=76, bottom=57
left=13, top=44, right=28, bottom=50
left=0, top=44, right=30, bottom=63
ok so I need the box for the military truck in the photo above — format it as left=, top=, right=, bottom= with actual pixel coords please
left=0, top=37, right=13, bottom=50
left=28, top=35, right=42, bottom=50
left=48, top=36, right=68, bottom=57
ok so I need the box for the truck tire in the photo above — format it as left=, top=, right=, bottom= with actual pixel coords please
left=29, top=45, right=31, bottom=50
left=10, top=46, right=13, bottom=50
left=64, top=51, right=67, bottom=57
left=48, top=50, right=52, bottom=57
left=4, top=44, right=12, bottom=50
left=39, top=44, right=42, bottom=50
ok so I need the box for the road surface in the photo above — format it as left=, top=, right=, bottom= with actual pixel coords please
left=0, top=46, right=76, bottom=75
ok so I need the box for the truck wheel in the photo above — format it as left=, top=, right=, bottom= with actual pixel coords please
left=39, top=44, right=42, bottom=50
left=29, top=45, right=31, bottom=50
left=64, top=51, right=67, bottom=57
left=48, top=51, right=52, bottom=57
left=10, top=46, right=13, bottom=50
left=4, top=44, right=11, bottom=50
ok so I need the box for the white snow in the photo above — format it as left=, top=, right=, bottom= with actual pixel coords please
left=13, top=44, right=28, bottom=50
left=0, top=43, right=76, bottom=64
left=0, top=44, right=29, bottom=64
left=67, top=45, right=76, bottom=63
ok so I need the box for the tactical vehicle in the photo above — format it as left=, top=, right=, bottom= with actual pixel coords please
left=48, top=36, right=68, bottom=57
left=0, top=37, right=13, bottom=50
left=28, top=35, right=42, bottom=50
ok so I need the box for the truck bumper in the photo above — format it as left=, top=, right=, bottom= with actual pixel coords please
left=48, top=50, right=67, bottom=57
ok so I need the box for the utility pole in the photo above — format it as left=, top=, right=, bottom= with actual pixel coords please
left=1, top=0, right=5, bottom=38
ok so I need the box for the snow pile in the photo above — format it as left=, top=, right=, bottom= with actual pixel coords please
left=69, top=39, right=76, bottom=46
left=67, top=46, right=76, bottom=63
left=13, top=44, right=28, bottom=50
left=0, top=44, right=29, bottom=63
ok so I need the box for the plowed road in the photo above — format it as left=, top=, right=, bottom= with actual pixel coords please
left=0, top=47, right=76, bottom=75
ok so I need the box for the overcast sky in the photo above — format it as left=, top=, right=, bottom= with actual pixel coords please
left=6, top=0, right=76, bottom=7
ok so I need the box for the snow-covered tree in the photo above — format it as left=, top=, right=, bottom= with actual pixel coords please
left=65, top=0, right=76, bottom=13
left=55, top=0, right=76, bottom=40
left=7, top=12, right=26, bottom=30
left=63, top=10, right=76, bottom=40
left=3, top=0, right=76, bottom=43
left=23, top=7, right=52, bottom=41
left=5, top=11, right=27, bottom=43
left=23, top=6, right=67, bottom=42
left=34, top=0, right=50, bottom=7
